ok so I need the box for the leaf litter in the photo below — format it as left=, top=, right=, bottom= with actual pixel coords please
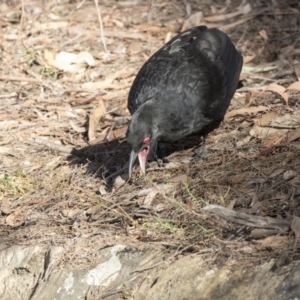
left=0, top=0, right=300, bottom=271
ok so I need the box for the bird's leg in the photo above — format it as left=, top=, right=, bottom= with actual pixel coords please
left=198, top=135, right=207, bottom=159
left=153, top=142, right=164, bottom=167
left=190, top=135, right=207, bottom=165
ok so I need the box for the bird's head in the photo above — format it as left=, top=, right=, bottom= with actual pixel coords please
left=126, top=106, right=157, bottom=178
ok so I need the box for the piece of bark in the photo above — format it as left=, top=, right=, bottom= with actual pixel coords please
left=202, top=204, right=290, bottom=232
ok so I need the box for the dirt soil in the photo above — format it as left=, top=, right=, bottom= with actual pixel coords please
left=1, top=0, right=300, bottom=269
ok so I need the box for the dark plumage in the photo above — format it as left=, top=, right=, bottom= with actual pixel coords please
left=127, top=26, right=243, bottom=178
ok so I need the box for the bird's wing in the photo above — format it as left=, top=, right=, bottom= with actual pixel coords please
left=127, top=26, right=209, bottom=115
left=190, top=29, right=243, bottom=119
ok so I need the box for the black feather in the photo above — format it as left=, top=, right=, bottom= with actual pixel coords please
left=127, top=26, right=243, bottom=164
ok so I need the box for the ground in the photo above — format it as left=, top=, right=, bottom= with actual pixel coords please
left=1, top=0, right=300, bottom=270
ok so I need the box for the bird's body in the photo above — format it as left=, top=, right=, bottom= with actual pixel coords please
left=127, top=26, right=243, bottom=177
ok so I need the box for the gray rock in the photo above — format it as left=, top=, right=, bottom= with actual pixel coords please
left=1, top=243, right=300, bottom=300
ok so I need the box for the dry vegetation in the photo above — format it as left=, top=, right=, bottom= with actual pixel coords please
left=1, top=0, right=300, bottom=268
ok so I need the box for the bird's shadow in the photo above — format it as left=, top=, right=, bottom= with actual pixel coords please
left=66, top=139, right=130, bottom=187
left=65, top=132, right=206, bottom=189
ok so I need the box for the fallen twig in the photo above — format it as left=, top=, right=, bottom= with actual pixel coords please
left=31, top=138, right=73, bottom=154
left=202, top=204, right=290, bottom=232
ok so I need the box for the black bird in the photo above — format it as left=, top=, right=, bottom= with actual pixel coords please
left=126, top=26, right=243, bottom=178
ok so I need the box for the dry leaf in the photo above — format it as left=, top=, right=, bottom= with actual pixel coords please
left=225, top=106, right=268, bottom=119
left=44, top=49, right=55, bottom=66
left=220, top=16, right=253, bottom=31
left=283, top=170, right=297, bottom=181
left=144, top=189, right=158, bottom=206
left=88, top=99, right=106, bottom=141
left=135, top=24, right=164, bottom=33
left=259, top=29, right=268, bottom=41
left=256, top=236, right=288, bottom=248
left=243, top=55, right=256, bottom=64
left=127, top=41, right=143, bottom=55
left=243, top=48, right=264, bottom=64
left=287, top=81, right=300, bottom=91
left=6, top=210, right=25, bottom=227
left=86, top=205, right=102, bottom=215
left=51, top=51, right=95, bottom=74
left=154, top=203, right=172, bottom=212
left=111, top=19, right=124, bottom=28
left=181, top=11, right=203, bottom=31
left=257, top=112, right=279, bottom=127
left=140, top=184, right=174, bottom=206
left=265, top=83, right=289, bottom=104
left=111, top=127, right=127, bottom=140
left=0, top=146, right=13, bottom=155
left=61, top=209, right=82, bottom=218
left=264, top=135, right=284, bottom=146
left=250, top=127, right=288, bottom=139
left=82, top=81, right=131, bottom=90
left=69, top=120, right=86, bottom=133
left=170, top=174, right=189, bottom=184
left=82, top=68, right=135, bottom=90
left=98, top=185, right=107, bottom=195
left=138, top=188, right=153, bottom=197
left=204, top=11, right=242, bottom=23
left=90, top=125, right=127, bottom=144
left=285, top=127, right=300, bottom=143
left=243, top=64, right=278, bottom=73
left=114, top=176, right=126, bottom=190
left=227, top=173, right=246, bottom=184
left=0, top=198, right=13, bottom=214
left=239, top=3, right=252, bottom=14
left=165, top=31, right=172, bottom=43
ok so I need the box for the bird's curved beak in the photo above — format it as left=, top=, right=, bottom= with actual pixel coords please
left=129, top=150, right=138, bottom=179
left=128, top=147, right=149, bottom=178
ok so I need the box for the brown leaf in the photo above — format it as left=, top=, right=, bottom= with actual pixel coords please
left=144, top=189, right=158, bottom=206
left=86, top=205, right=102, bottom=215
left=204, top=10, right=242, bottom=22
left=127, top=41, right=143, bottom=55
left=88, top=99, right=106, bottom=141
left=169, top=174, right=189, bottom=184
left=243, top=47, right=264, bottom=64
left=258, top=112, right=279, bottom=127
left=154, top=203, right=172, bottom=212
left=243, top=55, right=256, bottom=64
left=181, top=11, right=203, bottom=31
left=287, top=81, right=300, bottom=91
left=283, top=170, right=297, bottom=181
left=256, top=236, right=288, bottom=248
left=285, top=127, right=300, bottom=143
left=225, top=106, right=268, bottom=119
left=262, top=135, right=284, bottom=146
left=111, top=126, right=127, bottom=140
left=226, top=173, right=246, bottom=184
left=265, top=83, right=289, bottom=104
left=90, top=126, right=127, bottom=144
left=113, top=176, right=126, bottom=190
left=259, top=29, right=268, bottom=41
left=6, top=210, right=25, bottom=227
left=0, top=198, right=13, bottom=214
left=61, top=209, right=82, bottom=218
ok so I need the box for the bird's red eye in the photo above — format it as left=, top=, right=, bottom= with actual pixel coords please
left=143, top=136, right=150, bottom=144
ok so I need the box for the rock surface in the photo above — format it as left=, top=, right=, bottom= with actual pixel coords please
left=0, top=243, right=300, bottom=299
